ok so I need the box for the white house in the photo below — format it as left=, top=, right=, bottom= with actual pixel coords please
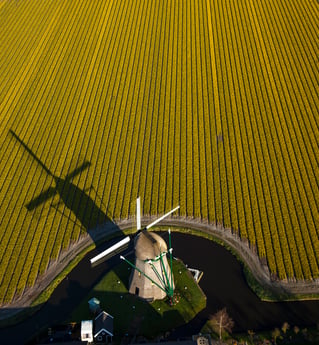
left=81, top=320, right=93, bottom=342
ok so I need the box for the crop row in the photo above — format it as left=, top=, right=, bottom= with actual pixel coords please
left=0, top=0, right=318, bottom=303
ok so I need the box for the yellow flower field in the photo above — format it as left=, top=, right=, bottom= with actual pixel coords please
left=0, top=0, right=318, bottom=304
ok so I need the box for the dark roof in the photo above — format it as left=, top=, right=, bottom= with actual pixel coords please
left=94, top=311, right=114, bottom=337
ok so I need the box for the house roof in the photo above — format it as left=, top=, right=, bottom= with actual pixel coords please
left=81, top=320, right=93, bottom=342
left=81, top=320, right=93, bottom=334
left=94, top=311, right=114, bottom=337
left=88, top=297, right=100, bottom=305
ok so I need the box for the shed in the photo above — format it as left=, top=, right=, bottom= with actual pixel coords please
left=88, top=297, right=101, bottom=314
left=81, top=320, right=93, bottom=342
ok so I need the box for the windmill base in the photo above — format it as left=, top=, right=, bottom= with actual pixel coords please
left=129, top=264, right=171, bottom=301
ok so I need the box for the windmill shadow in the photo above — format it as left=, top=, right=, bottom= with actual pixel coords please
left=9, top=130, right=119, bottom=243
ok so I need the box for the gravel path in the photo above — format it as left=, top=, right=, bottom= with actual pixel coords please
left=1, top=217, right=318, bottom=321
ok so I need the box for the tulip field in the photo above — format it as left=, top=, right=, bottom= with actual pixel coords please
left=0, top=0, right=318, bottom=304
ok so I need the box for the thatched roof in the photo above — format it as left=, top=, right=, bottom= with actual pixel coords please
left=134, top=231, right=167, bottom=260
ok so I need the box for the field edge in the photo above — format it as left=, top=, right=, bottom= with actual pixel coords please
left=1, top=217, right=319, bottom=327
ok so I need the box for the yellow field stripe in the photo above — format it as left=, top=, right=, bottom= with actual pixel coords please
left=0, top=0, right=6, bottom=12
left=205, top=0, right=221, bottom=133
left=0, top=1, right=65, bottom=130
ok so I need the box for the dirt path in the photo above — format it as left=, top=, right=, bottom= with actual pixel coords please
left=1, top=217, right=318, bottom=321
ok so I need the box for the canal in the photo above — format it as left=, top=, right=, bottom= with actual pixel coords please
left=169, top=232, right=319, bottom=334
left=1, top=231, right=319, bottom=343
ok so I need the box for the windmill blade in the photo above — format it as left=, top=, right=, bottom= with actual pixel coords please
left=146, top=205, right=180, bottom=230
left=90, top=236, right=130, bottom=266
left=26, top=186, right=57, bottom=210
left=65, top=161, right=91, bottom=181
left=9, top=129, right=52, bottom=176
left=136, top=197, right=141, bottom=231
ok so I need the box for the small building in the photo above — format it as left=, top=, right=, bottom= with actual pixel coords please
left=94, top=311, right=114, bottom=343
left=81, top=320, right=93, bottom=342
left=88, top=297, right=101, bottom=314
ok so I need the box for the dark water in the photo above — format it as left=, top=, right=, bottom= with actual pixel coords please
left=169, top=232, right=319, bottom=335
left=1, top=232, right=319, bottom=343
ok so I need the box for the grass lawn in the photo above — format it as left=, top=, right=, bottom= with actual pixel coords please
left=69, top=258, right=206, bottom=338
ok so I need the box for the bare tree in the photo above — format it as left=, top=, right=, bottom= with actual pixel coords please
left=247, top=329, right=255, bottom=344
left=282, top=321, right=290, bottom=334
left=272, top=328, right=281, bottom=345
left=209, top=308, right=234, bottom=340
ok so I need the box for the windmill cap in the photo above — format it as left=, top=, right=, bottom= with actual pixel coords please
left=134, top=231, right=168, bottom=260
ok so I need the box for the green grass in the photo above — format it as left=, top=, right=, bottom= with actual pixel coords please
left=69, top=259, right=206, bottom=338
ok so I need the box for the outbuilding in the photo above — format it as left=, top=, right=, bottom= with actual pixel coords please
left=88, top=297, right=101, bottom=314
left=81, top=320, right=93, bottom=342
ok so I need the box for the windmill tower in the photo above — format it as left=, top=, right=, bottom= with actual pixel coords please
left=121, top=197, right=175, bottom=301
left=125, top=230, right=174, bottom=301
left=90, top=198, right=179, bottom=302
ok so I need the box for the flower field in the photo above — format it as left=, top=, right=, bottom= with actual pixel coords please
left=0, top=0, right=318, bottom=304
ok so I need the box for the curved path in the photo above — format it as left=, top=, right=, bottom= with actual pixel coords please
left=1, top=228, right=319, bottom=344
left=1, top=218, right=319, bottom=318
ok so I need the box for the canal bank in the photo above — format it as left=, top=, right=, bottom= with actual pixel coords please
left=0, top=229, right=319, bottom=344
left=2, top=217, right=318, bottom=320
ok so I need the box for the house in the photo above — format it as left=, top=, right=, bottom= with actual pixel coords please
left=81, top=320, right=93, bottom=342
left=94, top=311, right=114, bottom=343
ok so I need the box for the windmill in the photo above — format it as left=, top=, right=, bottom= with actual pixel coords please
left=90, top=198, right=180, bottom=302
left=10, top=130, right=106, bottom=229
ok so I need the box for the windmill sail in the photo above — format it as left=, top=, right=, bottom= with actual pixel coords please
left=90, top=236, right=130, bottom=266
left=145, top=206, right=180, bottom=229
left=136, top=197, right=141, bottom=231
left=90, top=198, right=179, bottom=266
left=26, top=186, right=57, bottom=210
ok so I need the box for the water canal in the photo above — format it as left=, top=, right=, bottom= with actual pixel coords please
left=1, top=231, right=319, bottom=344
left=169, top=232, right=319, bottom=334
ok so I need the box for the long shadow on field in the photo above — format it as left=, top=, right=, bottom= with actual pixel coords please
left=10, top=130, right=102, bottom=226
left=9, top=129, right=126, bottom=253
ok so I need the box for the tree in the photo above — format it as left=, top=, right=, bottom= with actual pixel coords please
left=209, top=308, right=234, bottom=340
left=282, top=321, right=290, bottom=334
left=293, top=325, right=299, bottom=335
left=272, top=328, right=281, bottom=345
left=247, top=329, right=255, bottom=344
